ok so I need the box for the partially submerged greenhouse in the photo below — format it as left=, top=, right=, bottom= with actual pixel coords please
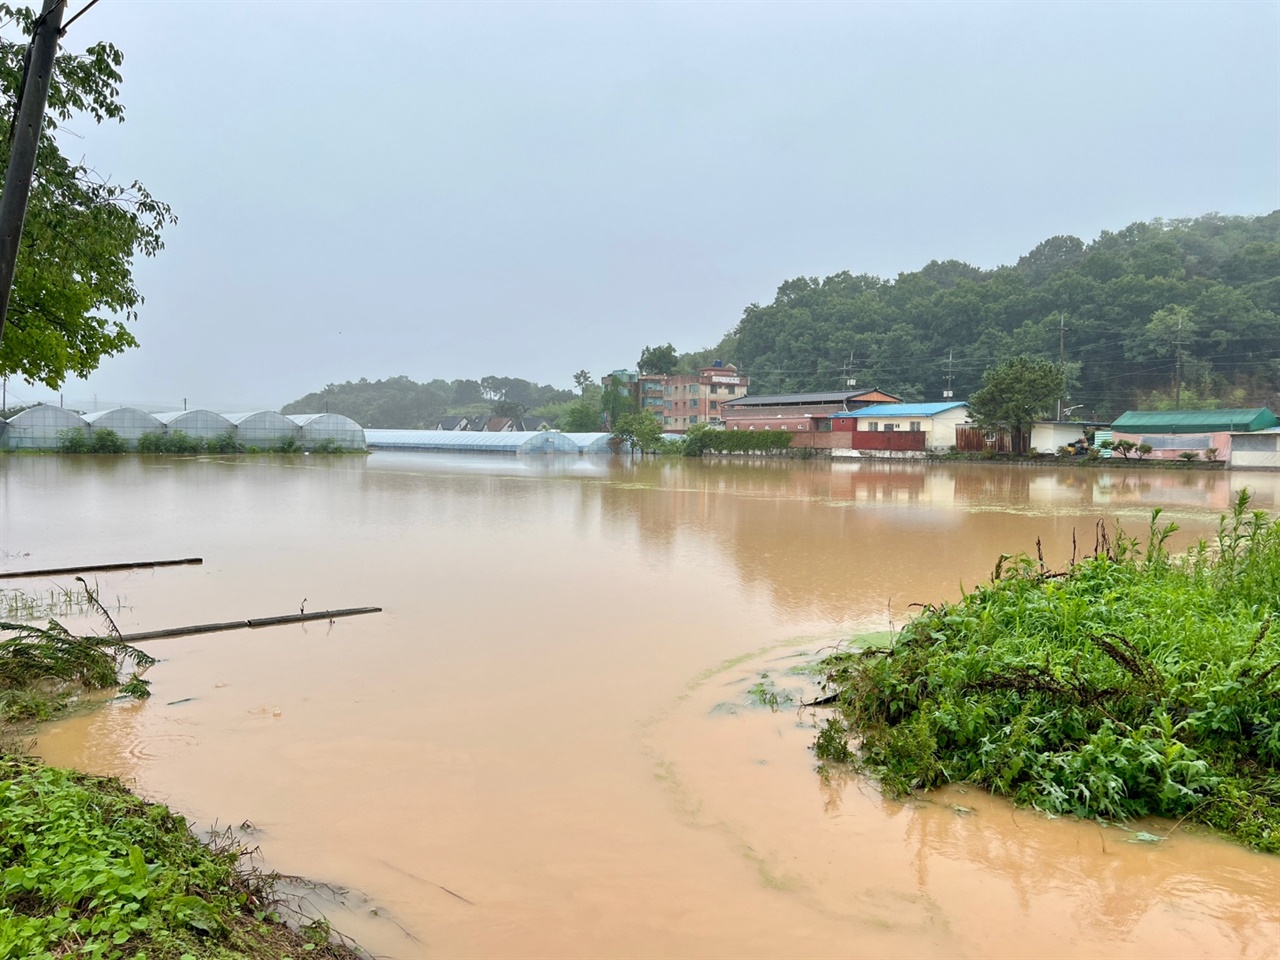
left=561, top=432, right=626, bottom=454
left=4, top=404, right=88, bottom=449
left=287, top=413, right=367, bottom=450
left=154, top=409, right=235, bottom=439
left=83, top=408, right=164, bottom=448
left=365, top=429, right=580, bottom=454
left=224, top=411, right=301, bottom=447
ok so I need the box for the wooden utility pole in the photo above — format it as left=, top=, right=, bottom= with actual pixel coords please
left=0, top=0, right=65, bottom=344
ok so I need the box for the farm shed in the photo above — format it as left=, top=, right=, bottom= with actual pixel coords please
left=1111, top=409, right=1277, bottom=462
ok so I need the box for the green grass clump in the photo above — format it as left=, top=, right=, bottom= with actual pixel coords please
left=0, top=620, right=155, bottom=724
left=814, top=490, right=1280, bottom=852
left=0, top=757, right=363, bottom=959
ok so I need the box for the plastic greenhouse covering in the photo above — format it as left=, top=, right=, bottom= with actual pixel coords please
left=154, top=410, right=236, bottom=438
left=365, top=430, right=580, bottom=454
left=287, top=413, right=367, bottom=449
left=224, top=411, right=302, bottom=445
left=83, top=408, right=164, bottom=445
left=560, top=433, right=627, bottom=453
left=4, top=404, right=88, bottom=449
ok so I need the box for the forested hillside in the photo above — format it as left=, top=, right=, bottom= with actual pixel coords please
left=688, top=213, right=1280, bottom=418
left=282, top=375, right=574, bottom=428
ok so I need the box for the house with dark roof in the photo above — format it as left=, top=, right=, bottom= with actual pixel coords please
left=1111, top=408, right=1277, bottom=461
left=720, top=388, right=900, bottom=435
left=519, top=416, right=552, bottom=431
left=436, top=415, right=470, bottom=431
left=482, top=416, right=516, bottom=432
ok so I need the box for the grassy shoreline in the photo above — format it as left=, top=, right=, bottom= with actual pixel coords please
left=0, top=606, right=369, bottom=958
left=813, top=491, right=1280, bottom=853
left=0, top=756, right=366, bottom=959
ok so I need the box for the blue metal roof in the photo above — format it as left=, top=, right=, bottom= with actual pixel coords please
left=832, top=402, right=968, bottom=419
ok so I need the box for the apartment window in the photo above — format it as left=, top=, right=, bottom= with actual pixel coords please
left=710, top=384, right=719, bottom=393
left=710, top=401, right=718, bottom=410
left=689, top=384, right=699, bottom=395
left=663, top=417, right=671, bottom=425
left=818, top=419, right=832, bottom=432
left=665, top=400, right=672, bottom=409
left=884, top=423, right=897, bottom=432
left=689, top=415, right=698, bottom=425
left=690, top=399, right=699, bottom=409
left=910, top=421, right=922, bottom=432
left=866, top=422, right=878, bottom=431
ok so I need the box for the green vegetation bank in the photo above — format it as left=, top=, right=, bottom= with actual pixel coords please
left=0, top=617, right=363, bottom=959
left=814, top=493, right=1280, bottom=852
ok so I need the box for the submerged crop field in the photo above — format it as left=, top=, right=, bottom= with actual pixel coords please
left=814, top=490, right=1280, bottom=852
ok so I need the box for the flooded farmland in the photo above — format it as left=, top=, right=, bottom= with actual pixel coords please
left=5, top=454, right=1280, bottom=959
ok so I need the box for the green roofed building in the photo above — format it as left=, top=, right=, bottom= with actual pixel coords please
left=1111, top=408, right=1277, bottom=462
left=1111, top=409, right=1278, bottom=434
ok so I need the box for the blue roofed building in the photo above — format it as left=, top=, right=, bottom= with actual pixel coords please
left=831, top=401, right=970, bottom=453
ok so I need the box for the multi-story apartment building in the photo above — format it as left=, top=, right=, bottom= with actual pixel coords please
left=602, top=363, right=749, bottom=432
left=656, top=362, right=748, bottom=431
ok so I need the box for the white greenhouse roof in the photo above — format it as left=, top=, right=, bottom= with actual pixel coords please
left=365, top=429, right=579, bottom=453
left=224, top=411, right=296, bottom=425
left=154, top=410, right=234, bottom=426
left=82, top=407, right=162, bottom=426
left=560, top=432, right=626, bottom=452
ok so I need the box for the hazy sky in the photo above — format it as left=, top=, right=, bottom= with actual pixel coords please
left=9, top=0, right=1279, bottom=411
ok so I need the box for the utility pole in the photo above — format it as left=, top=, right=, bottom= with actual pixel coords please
left=943, top=349, right=953, bottom=399
left=1173, top=314, right=1185, bottom=411
left=0, top=0, right=65, bottom=344
left=1056, top=313, right=1067, bottom=421
left=841, top=351, right=857, bottom=387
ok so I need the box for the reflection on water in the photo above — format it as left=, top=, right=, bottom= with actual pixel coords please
left=6, top=453, right=1278, bottom=959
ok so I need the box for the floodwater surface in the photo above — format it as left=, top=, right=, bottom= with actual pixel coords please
left=5, top=454, right=1279, bottom=958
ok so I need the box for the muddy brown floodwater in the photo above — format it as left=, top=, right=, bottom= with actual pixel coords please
left=5, top=454, right=1279, bottom=958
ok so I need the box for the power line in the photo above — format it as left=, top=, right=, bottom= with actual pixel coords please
left=59, top=0, right=100, bottom=35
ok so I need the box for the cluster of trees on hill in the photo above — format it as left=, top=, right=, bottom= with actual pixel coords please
left=282, top=375, right=575, bottom=428
left=683, top=213, right=1280, bottom=418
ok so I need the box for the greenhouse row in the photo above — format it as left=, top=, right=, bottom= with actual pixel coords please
left=0, top=405, right=366, bottom=450
left=364, top=430, right=626, bottom=455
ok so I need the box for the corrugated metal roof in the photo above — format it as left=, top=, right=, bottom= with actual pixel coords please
left=1112, top=408, right=1277, bottom=434
left=722, top=390, right=877, bottom=407
left=834, top=402, right=969, bottom=419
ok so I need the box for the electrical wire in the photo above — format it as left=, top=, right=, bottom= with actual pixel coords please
left=59, top=0, right=100, bottom=36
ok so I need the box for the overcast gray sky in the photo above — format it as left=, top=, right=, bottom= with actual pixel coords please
left=11, top=0, right=1280, bottom=412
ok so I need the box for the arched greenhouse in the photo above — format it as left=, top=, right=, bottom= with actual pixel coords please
left=561, top=433, right=626, bottom=454
left=4, top=405, right=88, bottom=449
left=364, top=429, right=579, bottom=454
left=287, top=413, right=367, bottom=450
left=225, top=411, right=301, bottom=447
left=83, top=408, right=164, bottom=448
left=154, top=409, right=235, bottom=439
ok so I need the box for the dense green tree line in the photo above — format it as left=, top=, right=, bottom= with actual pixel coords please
left=688, top=213, right=1280, bottom=418
left=282, top=375, right=574, bottom=428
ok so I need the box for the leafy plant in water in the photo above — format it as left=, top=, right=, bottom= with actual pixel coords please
left=0, top=619, right=154, bottom=721
left=812, top=492, right=1280, bottom=852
